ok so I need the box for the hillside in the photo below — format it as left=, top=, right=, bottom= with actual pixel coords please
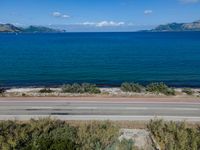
left=0, top=24, right=22, bottom=32
left=0, top=24, right=63, bottom=33
left=152, top=20, right=200, bottom=32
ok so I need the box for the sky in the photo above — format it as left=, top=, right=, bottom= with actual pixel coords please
left=0, top=0, right=200, bottom=31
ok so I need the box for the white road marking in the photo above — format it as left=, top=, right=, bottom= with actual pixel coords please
left=31, top=107, right=53, bottom=109
left=0, top=115, right=200, bottom=121
left=0, top=106, right=199, bottom=111
left=0, top=100, right=200, bottom=105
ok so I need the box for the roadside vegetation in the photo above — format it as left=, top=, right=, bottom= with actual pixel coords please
left=121, top=82, right=175, bottom=95
left=61, top=83, right=101, bottom=94
left=148, top=119, right=200, bottom=150
left=121, top=82, right=144, bottom=93
left=39, top=88, right=54, bottom=93
left=0, top=118, right=135, bottom=150
left=1, top=118, right=200, bottom=150
left=0, top=87, right=5, bottom=96
left=182, top=88, right=194, bottom=95
left=146, top=82, right=175, bottom=95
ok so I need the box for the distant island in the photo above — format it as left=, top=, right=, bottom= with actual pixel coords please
left=0, top=24, right=65, bottom=33
left=150, top=20, right=200, bottom=32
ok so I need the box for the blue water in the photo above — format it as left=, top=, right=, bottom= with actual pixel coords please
left=0, top=32, right=200, bottom=87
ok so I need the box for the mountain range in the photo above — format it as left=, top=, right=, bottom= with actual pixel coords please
left=1, top=20, right=200, bottom=32
left=0, top=24, right=64, bottom=33
left=151, top=20, right=200, bottom=32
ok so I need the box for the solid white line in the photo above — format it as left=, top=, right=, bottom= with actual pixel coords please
left=0, top=106, right=199, bottom=111
left=72, top=107, right=200, bottom=111
left=0, top=115, right=200, bottom=121
left=31, top=107, right=53, bottom=109
left=0, top=100, right=200, bottom=105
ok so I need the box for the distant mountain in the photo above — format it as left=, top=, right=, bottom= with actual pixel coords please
left=151, top=20, right=200, bottom=32
left=22, top=26, right=64, bottom=33
left=0, top=24, right=64, bottom=33
left=0, top=24, right=22, bottom=32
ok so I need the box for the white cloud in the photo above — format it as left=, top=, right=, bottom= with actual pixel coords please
left=144, top=10, right=153, bottom=15
left=62, top=14, right=70, bottom=18
left=52, top=12, right=70, bottom=19
left=179, top=0, right=199, bottom=3
left=82, top=22, right=96, bottom=26
left=79, top=21, right=125, bottom=27
left=52, top=12, right=62, bottom=17
left=96, top=21, right=125, bottom=27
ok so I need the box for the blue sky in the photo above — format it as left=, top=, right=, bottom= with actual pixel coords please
left=1, top=0, right=200, bottom=31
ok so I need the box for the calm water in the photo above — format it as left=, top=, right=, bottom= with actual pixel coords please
left=0, top=32, right=200, bottom=87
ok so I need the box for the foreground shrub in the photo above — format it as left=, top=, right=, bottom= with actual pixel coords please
left=121, top=82, right=143, bottom=93
left=0, top=118, right=134, bottom=150
left=76, top=121, right=119, bottom=150
left=148, top=119, right=200, bottom=150
left=61, top=83, right=101, bottom=94
left=146, top=82, right=175, bottom=95
left=182, top=88, right=194, bottom=95
left=39, top=88, right=54, bottom=93
left=0, top=118, right=77, bottom=150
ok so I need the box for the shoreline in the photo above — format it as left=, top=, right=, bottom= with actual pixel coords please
left=1, top=87, right=200, bottom=99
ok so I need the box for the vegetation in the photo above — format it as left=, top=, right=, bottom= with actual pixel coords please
left=39, top=88, right=54, bottom=93
left=121, top=82, right=144, bottom=93
left=121, top=82, right=175, bottom=95
left=182, top=88, right=194, bottom=95
left=148, top=119, right=200, bottom=150
left=61, top=83, right=101, bottom=94
left=0, top=118, right=134, bottom=150
left=146, top=82, right=175, bottom=95
left=0, top=87, right=5, bottom=96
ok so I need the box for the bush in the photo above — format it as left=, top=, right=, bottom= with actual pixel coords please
left=0, top=88, right=5, bottom=94
left=146, top=82, right=175, bottom=95
left=148, top=119, right=200, bottom=150
left=0, top=118, right=134, bottom=150
left=39, top=88, right=54, bottom=93
left=61, top=83, right=101, bottom=94
left=182, top=88, right=194, bottom=95
left=76, top=121, right=119, bottom=150
left=121, top=82, right=143, bottom=93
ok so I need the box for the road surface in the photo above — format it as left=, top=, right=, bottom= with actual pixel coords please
left=0, top=97, right=200, bottom=121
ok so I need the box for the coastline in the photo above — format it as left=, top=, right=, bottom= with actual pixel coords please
left=1, top=87, right=200, bottom=99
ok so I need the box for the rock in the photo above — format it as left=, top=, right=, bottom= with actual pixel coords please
left=119, top=129, right=157, bottom=150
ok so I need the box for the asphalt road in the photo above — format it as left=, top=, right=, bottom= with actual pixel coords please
left=0, top=98, right=200, bottom=121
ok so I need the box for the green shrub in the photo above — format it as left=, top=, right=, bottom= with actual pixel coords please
left=61, top=83, right=101, bottom=94
left=121, top=82, right=143, bottom=93
left=115, top=139, right=135, bottom=150
left=0, top=118, right=134, bottom=150
left=76, top=121, right=119, bottom=150
left=182, top=88, right=194, bottom=95
left=146, top=82, right=175, bottom=95
left=39, top=88, right=54, bottom=93
left=148, top=119, right=200, bottom=150
left=0, top=88, right=5, bottom=95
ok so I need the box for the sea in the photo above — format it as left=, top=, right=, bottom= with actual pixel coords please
left=0, top=32, right=200, bottom=87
